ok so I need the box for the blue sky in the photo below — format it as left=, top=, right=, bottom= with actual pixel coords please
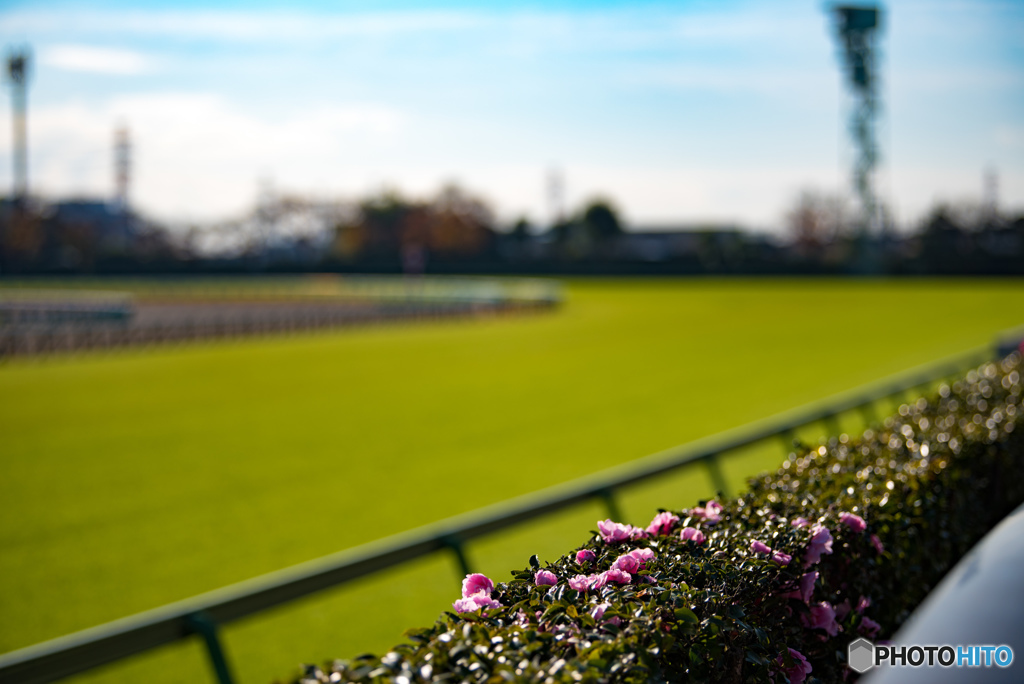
left=0, top=0, right=1021, bottom=231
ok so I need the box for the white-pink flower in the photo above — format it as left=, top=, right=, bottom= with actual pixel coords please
left=628, top=548, right=656, bottom=568
left=604, top=568, right=631, bottom=585
left=691, top=500, right=723, bottom=524
left=461, top=573, right=494, bottom=598
left=568, top=575, right=591, bottom=592
left=802, top=601, right=842, bottom=636
left=839, top=512, right=867, bottom=533
left=453, top=594, right=502, bottom=614
left=534, top=570, right=557, bottom=586
left=576, top=549, right=596, bottom=564
left=804, top=525, right=834, bottom=567
left=646, top=511, right=680, bottom=536
left=612, top=553, right=640, bottom=573
left=680, top=527, right=706, bottom=544
left=598, top=519, right=645, bottom=543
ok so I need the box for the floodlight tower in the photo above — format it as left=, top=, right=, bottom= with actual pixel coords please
left=6, top=47, right=30, bottom=204
left=114, top=125, right=131, bottom=211
left=831, top=5, right=883, bottom=233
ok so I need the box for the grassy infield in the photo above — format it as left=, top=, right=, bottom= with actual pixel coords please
left=2, top=278, right=1024, bottom=684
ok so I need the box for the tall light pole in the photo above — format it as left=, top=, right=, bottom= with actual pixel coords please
left=6, top=48, right=30, bottom=205
left=831, top=6, right=882, bottom=234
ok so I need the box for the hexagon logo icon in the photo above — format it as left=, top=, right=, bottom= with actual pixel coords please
left=848, top=638, right=875, bottom=673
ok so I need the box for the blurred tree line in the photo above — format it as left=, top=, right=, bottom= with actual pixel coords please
left=1, top=184, right=1021, bottom=275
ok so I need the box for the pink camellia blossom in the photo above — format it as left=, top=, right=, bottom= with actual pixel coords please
left=871, top=534, right=885, bottom=555
left=804, top=525, right=834, bottom=567
left=597, top=519, right=645, bottom=543
left=750, top=540, right=772, bottom=555
left=588, top=572, right=609, bottom=590
left=791, top=517, right=811, bottom=528
left=839, top=512, right=867, bottom=534
left=628, top=548, right=656, bottom=568
left=781, top=571, right=817, bottom=604
left=590, top=603, right=622, bottom=626
left=534, top=570, right=557, bottom=586
left=576, top=549, right=597, bottom=564
left=799, top=571, right=818, bottom=603
left=453, top=594, right=503, bottom=613
left=646, top=511, right=680, bottom=536
left=598, top=519, right=633, bottom=543
left=462, top=573, right=494, bottom=598
left=691, top=500, right=723, bottom=524
left=612, top=553, right=640, bottom=574
left=568, top=575, right=591, bottom=592
left=680, top=527, right=706, bottom=544
left=859, top=616, right=882, bottom=638
left=772, top=550, right=793, bottom=565
left=835, top=600, right=852, bottom=621
left=802, top=602, right=842, bottom=636
left=604, top=568, right=632, bottom=585
left=777, top=648, right=812, bottom=684
left=856, top=596, right=871, bottom=614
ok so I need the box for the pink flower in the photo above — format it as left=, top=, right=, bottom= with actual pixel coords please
left=453, top=594, right=503, bottom=614
left=597, top=519, right=645, bottom=543
left=772, top=550, right=793, bottom=566
left=856, top=596, right=871, bottom=614
left=691, top=500, right=723, bottom=524
left=871, top=534, right=885, bottom=555
left=628, top=548, right=656, bottom=568
left=791, top=517, right=811, bottom=528
left=646, top=511, right=680, bottom=536
left=612, top=553, right=640, bottom=573
left=839, top=512, right=867, bottom=533
left=534, top=570, right=557, bottom=586
left=604, top=568, right=632, bottom=585
left=576, top=549, right=596, bottom=564
left=777, top=648, right=812, bottom=684
left=781, top=571, right=817, bottom=604
left=804, top=525, right=834, bottom=567
left=750, top=540, right=772, bottom=555
left=680, top=527, right=706, bottom=544
left=859, top=616, right=881, bottom=638
left=598, top=519, right=632, bottom=543
left=461, top=573, right=494, bottom=598
left=568, top=575, right=591, bottom=592
left=590, top=602, right=622, bottom=625
left=834, top=599, right=852, bottom=621
left=588, top=572, right=609, bottom=590
left=803, top=602, right=842, bottom=636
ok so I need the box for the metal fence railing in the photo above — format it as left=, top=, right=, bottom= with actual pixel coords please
left=1, top=337, right=1019, bottom=684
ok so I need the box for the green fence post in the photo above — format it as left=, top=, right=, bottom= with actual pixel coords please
left=597, top=488, right=625, bottom=523
left=185, top=611, right=235, bottom=684
left=703, top=454, right=730, bottom=499
left=441, top=535, right=473, bottom=579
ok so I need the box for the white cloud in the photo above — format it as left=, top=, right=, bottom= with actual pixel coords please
left=41, top=44, right=155, bottom=75
left=0, top=93, right=406, bottom=223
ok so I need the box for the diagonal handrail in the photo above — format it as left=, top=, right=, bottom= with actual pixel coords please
left=0, top=341, right=1007, bottom=684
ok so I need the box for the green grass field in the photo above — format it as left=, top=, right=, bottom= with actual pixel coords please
left=2, top=278, right=1023, bottom=684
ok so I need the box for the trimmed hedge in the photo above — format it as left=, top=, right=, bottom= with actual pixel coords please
left=295, top=354, right=1023, bottom=684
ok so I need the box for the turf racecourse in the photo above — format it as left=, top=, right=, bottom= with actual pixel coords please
left=2, top=278, right=1023, bottom=684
